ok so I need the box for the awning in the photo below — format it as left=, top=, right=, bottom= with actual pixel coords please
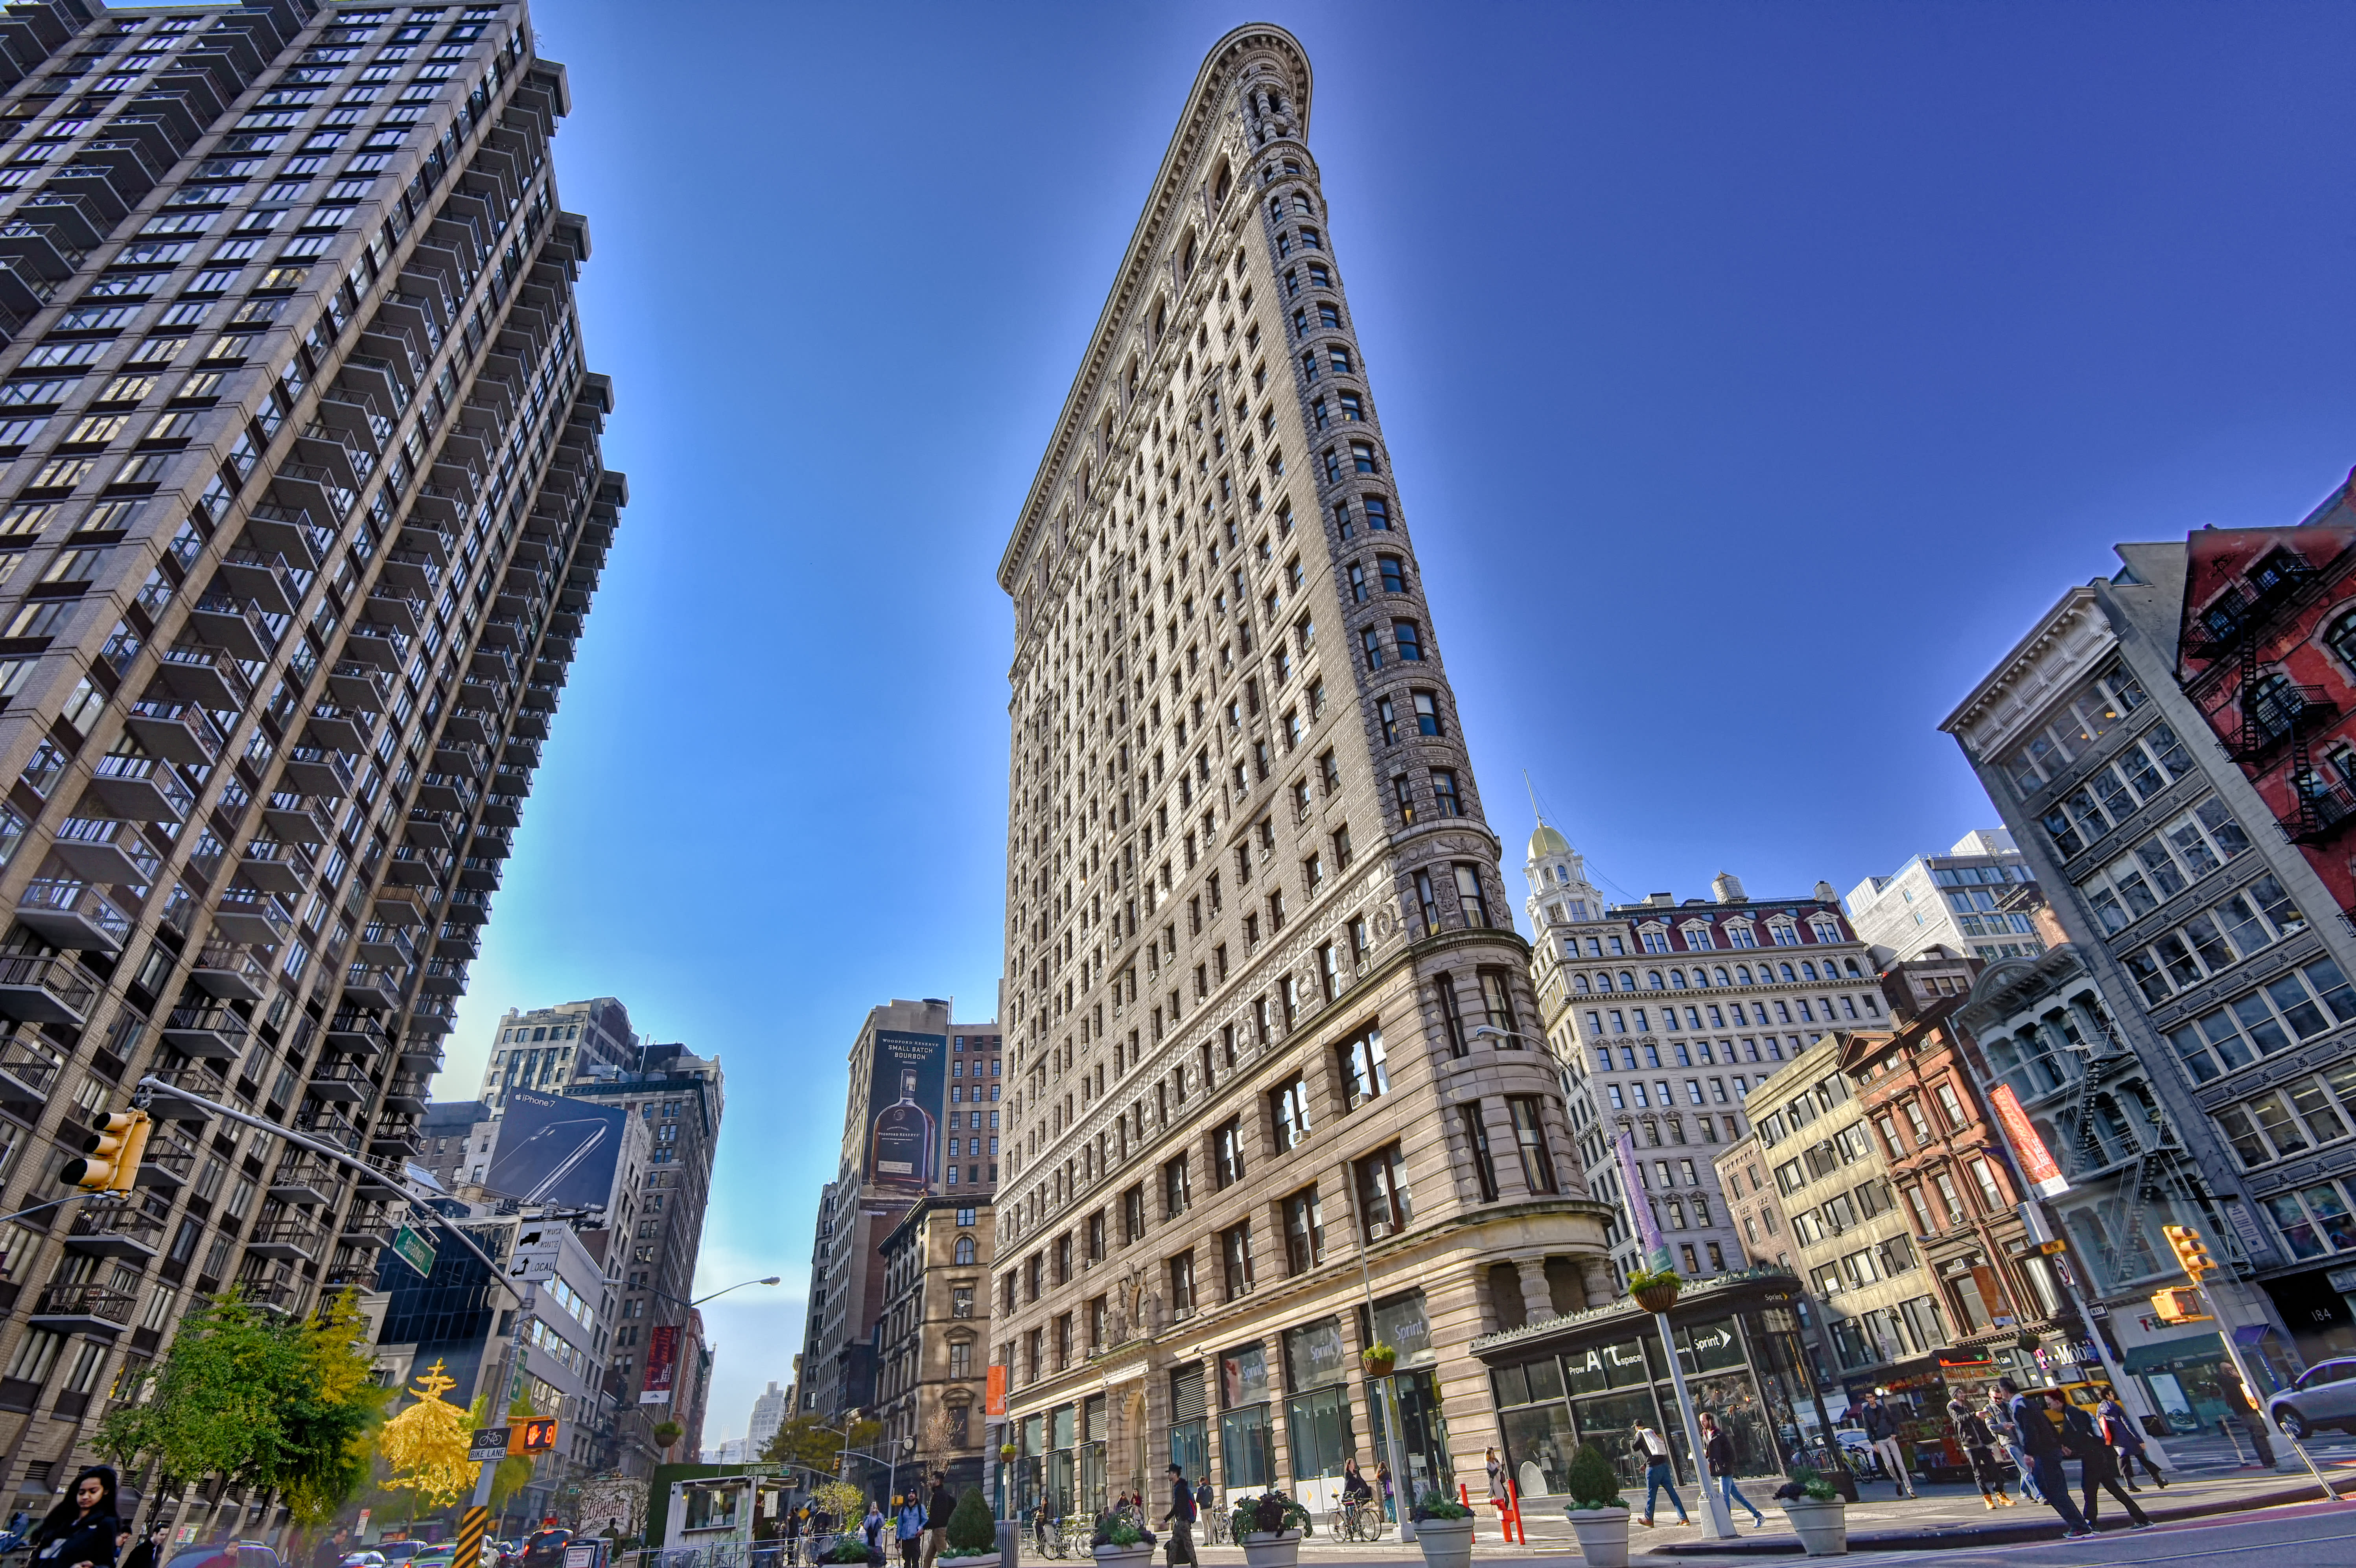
left=2120, top=1332, right=2222, bottom=1373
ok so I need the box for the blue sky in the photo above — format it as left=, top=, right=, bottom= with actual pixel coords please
left=432, top=1, right=2356, bottom=1443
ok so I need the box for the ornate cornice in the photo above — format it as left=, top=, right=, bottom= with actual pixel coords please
left=1941, top=585, right=2117, bottom=760
left=997, top=25, right=1312, bottom=597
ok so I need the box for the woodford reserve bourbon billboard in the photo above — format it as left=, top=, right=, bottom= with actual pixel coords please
left=865, top=1029, right=946, bottom=1193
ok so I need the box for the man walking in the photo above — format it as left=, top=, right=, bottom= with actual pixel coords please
left=1856, top=1394, right=1915, bottom=1499
left=921, top=1475, right=954, bottom=1568
left=2054, top=1391, right=2150, bottom=1531
left=1984, top=1391, right=2041, bottom=1503
left=1630, top=1424, right=1691, bottom=1528
left=1161, top=1463, right=1197, bottom=1567
left=2098, top=1396, right=2165, bottom=1491
left=2001, top=1377, right=2092, bottom=1539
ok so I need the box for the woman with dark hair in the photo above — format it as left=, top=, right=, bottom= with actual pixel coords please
left=30, top=1466, right=121, bottom=1568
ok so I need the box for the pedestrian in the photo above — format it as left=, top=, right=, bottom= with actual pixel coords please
left=2098, top=1396, right=2166, bottom=1491
left=921, top=1474, right=952, bottom=1568
left=29, top=1467, right=123, bottom=1568
left=1855, top=1393, right=1915, bottom=1499
left=861, top=1501, right=885, bottom=1561
left=1947, top=1399, right=2015, bottom=1509
left=1376, top=1462, right=1394, bottom=1522
left=1192, top=1476, right=1211, bottom=1536
left=1629, top=1424, right=1690, bottom=1528
left=894, top=1494, right=923, bottom=1568
left=2000, top=1377, right=2091, bottom=1539
left=121, top=1524, right=166, bottom=1568
left=2052, top=1391, right=2150, bottom=1531
left=1161, top=1463, right=1197, bottom=1568
left=1483, top=1447, right=1509, bottom=1524
left=1984, top=1391, right=2041, bottom=1503
left=1699, top=1413, right=1765, bottom=1527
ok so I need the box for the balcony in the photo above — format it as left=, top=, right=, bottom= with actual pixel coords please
left=262, top=794, right=335, bottom=847
left=273, top=460, right=356, bottom=521
left=459, top=668, right=512, bottom=710
left=469, top=643, right=518, bottom=685
left=354, top=1152, right=407, bottom=1198
left=341, top=1205, right=395, bottom=1246
left=368, top=1123, right=422, bottom=1158
left=124, top=699, right=224, bottom=765
left=384, top=843, right=446, bottom=889
left=2279, top=779, right=2356, bottom=846
left=371, top=885, right=428, bottom=927
left=215, top=545, right=305, bottom=616
left=236, top=837, right=315, bottom=894
left=27, top=1281, right=133, bottom=1335
left=268, top=1149, right=341, bottom=1207
left=302, top=704, right=371, bottom=756
left=491, top=766, right=532, bottom=799
left=306, top=1057, right=374, bottom=1102
left=0, top=953, right=99, bottom=1027
left=234, top=1276, right=306, bottom=1315
left=440, top=707, right=491, bottom=745
left=2230, top=684, right=2339, bottom=762
left=212, top=885, right=292, bottom=945
left=48, top=816, right=159, bottom=887
left=442, top=887, right=492, bottom=926
left=2188, top=552, right=2321, bottom=655
left=0, top=1030, right=63, bottom=1109
left=328, top=660, right=391, bottom=711
left=188, top=593, right=279, bottom=660
left=147, top=1058, right=225, bottom=1120
left=83, top=752, right=191, bottom=823
left=16, top=879, right=131, bottom=951
left=405, top=809, right=455, bottom=851
left=341, top=617, right=407, bottom=670
left=63, top=1198, right=164, bottom=1261
left=400, top=1039, right=445, bottom=1076
left=294, top=1110, right=362, bottom=1153
left=324, top=1011, right=391, bottom=1058
left=429, top=738, right=486, bottom=775
left=244, top=502, right=332, bottom=569
left=433, top=923, right=481, bottom=960
left=457, top=856, right=501, bottom=892
left=134, top=1126, right=194, bottom=1192
left=377, top=546, right=442, bottom=595
left=189, top=942, right=267, bottom=1001
left=384, top=1072, right=428, bottom=1113
left=508, top=710, right=549, bottom=742
left=342, top=964, right=405, bottom=1011
left=420, top=957, right=468, bottom=996
left=246, top=1213, right=320, bottom=1263
left=397, top=520, right=453, bottom=567
left=153, top=642, right=252, bottom=709
left=356, top=922, right=418, bottom=968
left=470, top=826, right=513, bottom=861
left=161, top=1003, right=246, bottom=1062
left=414, top=772, right=477, bottom=814
left=282, top=745, right=354, bottom=798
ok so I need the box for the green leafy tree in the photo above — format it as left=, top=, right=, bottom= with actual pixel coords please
left=475, top=1392, right=543, bottom=1511
left=97, top=1288, right=390, bottom=1522
left=762, top=1414, right=880, bottom=1480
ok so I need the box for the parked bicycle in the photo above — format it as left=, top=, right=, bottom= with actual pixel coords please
left=1328, top=1500, right=1385, bottom=1542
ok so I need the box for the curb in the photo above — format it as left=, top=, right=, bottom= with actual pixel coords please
left=1640, top=1479, right=2337, bottom=1555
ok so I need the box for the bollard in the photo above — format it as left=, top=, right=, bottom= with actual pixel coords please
left=1459, top=1482, right=1476, bottom=1542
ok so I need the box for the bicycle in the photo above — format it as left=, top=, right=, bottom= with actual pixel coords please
left=1327, top=1499, right=1384, bottom=1542
left=1030, top=1516, right=1064, bottom=1560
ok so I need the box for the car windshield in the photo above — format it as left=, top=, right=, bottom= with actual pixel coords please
left=166, top=1550, right=233, bottom=1568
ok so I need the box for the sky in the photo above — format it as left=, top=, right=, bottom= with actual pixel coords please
left=427, top=1, right=2356, bottom=1447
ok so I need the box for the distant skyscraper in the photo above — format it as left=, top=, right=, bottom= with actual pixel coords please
left=1845, top=830, right=2048, bottom=965
left=747, top=1378, right=786, bottom=1454
left=0, top=0, right=618, bottom=1511
left=478, top=994, right=636, bottom=1110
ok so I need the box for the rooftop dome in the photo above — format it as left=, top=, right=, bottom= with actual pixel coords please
left=1529, top=823, right=1572, bottom=861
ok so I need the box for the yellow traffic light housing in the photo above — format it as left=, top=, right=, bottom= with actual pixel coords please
left=60, top=1110, right=149, bottom=1193
left=2161, top=1224, right=2215, bottom=1279
left=2148, top=1286, right=2211, bottom=1324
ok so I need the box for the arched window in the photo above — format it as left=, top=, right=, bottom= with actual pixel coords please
left=1712, top=968, right=1731, bottom=987
left=1670, top=970, right=1689, bottom=990
left=2249, top=670, right=2300, bottom=738
left=2327, top=610, right=2356, bottom=674
left=1573, top=974, right=1591, bottom=994
left=954, top=1235, right=976, bottom=1266
left=1647, top=971, right=1666, bottom=990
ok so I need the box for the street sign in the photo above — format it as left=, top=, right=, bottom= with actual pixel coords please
left=391, top=1225, right=438, bottom=1278
left=468, top=1427, right=510, bottom=1462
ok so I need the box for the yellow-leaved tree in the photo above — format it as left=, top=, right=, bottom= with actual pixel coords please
left=378, top=1360, right=479, bottom=1510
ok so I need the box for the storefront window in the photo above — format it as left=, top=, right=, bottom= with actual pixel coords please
left=1284, top=1318, right=1349, bottom=1391
left=1367, top=1289, right=1434, bottom=1364
left=1286, top=1385, right=1355, bottom=1481
left=1168, top=1362, right=1207, bottom=1483
left=1366, top=1368, right=1452, bottom=1498
left=1046, top=1405, right=1076, bottom=1517
left=1220, top=1402, right=1272, bottom=1489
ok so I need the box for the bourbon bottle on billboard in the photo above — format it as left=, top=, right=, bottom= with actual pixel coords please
left=869, top=1067, right=936, bottom=1189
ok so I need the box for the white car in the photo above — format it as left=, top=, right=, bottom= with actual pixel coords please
left=2269, top=1357, right=2356, bottom=1440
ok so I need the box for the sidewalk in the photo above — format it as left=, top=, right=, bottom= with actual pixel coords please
left=1160, top=1447, right=2354, bottom=1561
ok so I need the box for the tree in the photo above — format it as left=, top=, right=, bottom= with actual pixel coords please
left=95, top=1287, right=389, bottom=1523
left=916, top=1410, right=955, bottom=1478
left=762, top=1414, right=879, bottom=1479
left=378, top=1361, right=479, bottom=1511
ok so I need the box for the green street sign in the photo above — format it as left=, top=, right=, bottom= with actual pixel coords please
left=391, top=1225, right=438, bottom=1277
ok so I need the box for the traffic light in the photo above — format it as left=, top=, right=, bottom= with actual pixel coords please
left=2161, top=1224, right=2215, bottom=1279
left=2148, top=1286, right=2212, bottom=1324
left=60, top=1110, right=149, bottom=1193
left=508, top=1417, right=558, bottom=1456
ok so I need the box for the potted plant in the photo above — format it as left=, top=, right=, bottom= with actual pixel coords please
left=939, top=1488, right=1000, bottom=1568
left=1627, top=1265, right=1683, bottom=1315
left=1000, top=1442, right=1018, bottom=1460
left=1560, top=1443, right=1632, bottom=1568
left=1228, top=1490, right=1312, bottom=1568
left=1409, top=1489, right=1473, bottom=1568
left=1089, top=1507, right=1156, bottom=1568
left=1361, top=1341, right=1398, bottom=1378
left=1776, top=1466, right=1848, bottom=1557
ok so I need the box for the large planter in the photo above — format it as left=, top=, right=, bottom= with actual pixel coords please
left=1780, top=1498, right=1848, bottom=1557
left=1632, top=1285, right=1680, bottom=1314
left=1414, top=1516, right=1474, bottom=1568
left=1092, top=1548, right=1152, bottom=1568
left=1240, top=1529, right=1303, bottom=1568
left=1563, top=1507, right=1631, bottom=1568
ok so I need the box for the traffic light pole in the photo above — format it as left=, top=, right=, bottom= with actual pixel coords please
left=2164, top=1226, right=2338, bottom=1504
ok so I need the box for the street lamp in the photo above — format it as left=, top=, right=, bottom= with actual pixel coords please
left=1469, top=1026, right=1535, bottom=1045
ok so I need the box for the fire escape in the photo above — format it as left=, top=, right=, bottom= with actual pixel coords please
left=2188, top=550, right=2353, bottom=845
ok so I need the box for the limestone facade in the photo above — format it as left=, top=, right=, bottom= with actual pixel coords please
left=989, top=26, right=1610, bottom=1512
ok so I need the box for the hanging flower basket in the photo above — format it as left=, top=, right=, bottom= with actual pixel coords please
left=1628, top=1266, right=1683, bottom=1315
left=1361, top=1342, right=1398, bottom=1377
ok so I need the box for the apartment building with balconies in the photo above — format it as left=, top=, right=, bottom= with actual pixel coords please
left=990, top=26, right=1606, bottom=1520
left=0, top=0, right=621, bottom=1528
